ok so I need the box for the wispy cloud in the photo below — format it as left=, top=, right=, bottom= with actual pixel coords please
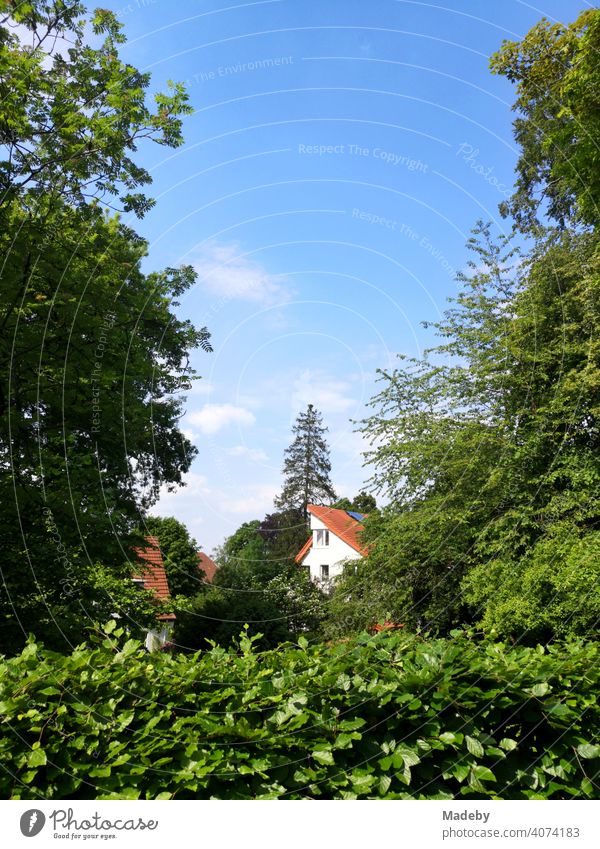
left=188, top=403, right=256, bottom=435
left=291, top=368, right=355, bottom=415
left=228, top=445, right=268, bottom=462
left=217, top=483, right=279, bottom=515
left=194, top=241, right=290, bottom=304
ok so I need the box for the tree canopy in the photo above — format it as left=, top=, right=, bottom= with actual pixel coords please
left=491, top=9, right=600, bottom=232
left=0, top=1, right=211, bottom=652
left=176, top=509, right=326, bottom=650
left=275, top=404, right=337, bottom=517
left=326, top=8, right=600, bottom=643
left=145, top=516, right=204, bottom=599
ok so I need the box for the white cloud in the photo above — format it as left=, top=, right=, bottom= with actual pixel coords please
left=187, top=403, right=256, bottom=435
left=152, top=472, right=212, bottom=519
left=291, top=369, right=355, bottom=415
left=194, top=241, right=289, bottom=304
left=217, top=483, right=279, bottom=515
left=186, top=380, right=215, bottom=398
left=228, top=445, right=268, bottom=462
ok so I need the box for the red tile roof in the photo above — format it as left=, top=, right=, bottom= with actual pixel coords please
left=295, top=535, right=313, bottom=564
left=132, top=536, right=176, bottom=621
left=295, top=505, right=369, bottom=563
left=197, top=552, right=218, bottom=583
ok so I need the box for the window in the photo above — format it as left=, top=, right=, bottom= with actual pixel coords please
left=315, top=529, right=329, bottom=547
left=320, top=564, right=329, bottom=580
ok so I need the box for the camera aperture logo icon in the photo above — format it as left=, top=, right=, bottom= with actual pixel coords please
left=20, top=810, right=46, bottom=837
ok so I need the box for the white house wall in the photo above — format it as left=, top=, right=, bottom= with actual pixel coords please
left=302, top=515, right=362, bottom=585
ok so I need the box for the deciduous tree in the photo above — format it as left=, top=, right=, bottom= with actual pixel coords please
left=0, top=1, right=211, bottom=652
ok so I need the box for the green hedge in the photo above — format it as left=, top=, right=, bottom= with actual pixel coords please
left=1, top=625, right=599, bottom=799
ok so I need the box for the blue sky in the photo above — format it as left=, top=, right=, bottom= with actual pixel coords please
left=101, top=0, right=586, bottom=554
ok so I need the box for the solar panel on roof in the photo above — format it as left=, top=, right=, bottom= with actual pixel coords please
left=346, top=511, right=366, bottom=522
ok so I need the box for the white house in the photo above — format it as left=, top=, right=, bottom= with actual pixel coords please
left=295, top=504, right=368, bottom=589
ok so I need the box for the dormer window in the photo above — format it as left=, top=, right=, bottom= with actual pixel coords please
left=315, top=529, right=329, bottom=547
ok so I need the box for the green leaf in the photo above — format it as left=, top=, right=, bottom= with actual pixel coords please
left=391, top=746, right=421, bottom=770
left=27, top=748, right=47, bottom=768
left=439, top=731, right=458, bottom=744
left=471, top=765, right=496, bottom=782
left=465, top=736, right=484, bottom=758
left=577, top=743, right=600, bottom=759
left=89, top=765, right=111, bottom=778
left=580, top=778, right=594, bottom=797
left=528, top=682, right=550, bottom=697
left=452, top=763, right=470, bottom=783
left=379, top=774, right=392, bottom=796
left=312, top=749, right=335, bottom=766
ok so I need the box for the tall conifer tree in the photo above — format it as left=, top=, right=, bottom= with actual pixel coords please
left=275, top=404, right=336, bottom=517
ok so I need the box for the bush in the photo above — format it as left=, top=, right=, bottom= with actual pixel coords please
left=173, top=588, right=290, bottom=651
left=0, top=625, right=598, bottom=799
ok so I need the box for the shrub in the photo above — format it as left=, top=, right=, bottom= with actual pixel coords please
left=0, top=625, right=598, bottom=799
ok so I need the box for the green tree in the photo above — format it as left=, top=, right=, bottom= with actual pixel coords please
left=0, top=2, right=211, bottom=653
left=464, top=229, right=600, bottom=640
left=275, top=404, right=337, bottom=517
left=145, top=516, right=204, bottom=599
left=213, top=521, right=267, bottom=588
left=333, top=492, right=377, bottom=513
left=335, top=218, right=600, bottom=641
left=330, top=223, right=518, bottom=634
left=173, top=589, right=290, bottom=651
left=0, top=1, right=191, bottom=217
left=491, top=9, right=600, bottom=232
left=258, top=508, right=310, bottom=566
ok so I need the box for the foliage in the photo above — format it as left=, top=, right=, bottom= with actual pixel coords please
left=467, top=525, right=600, bottom=642
left=0, top=0, right=192, bottom=216
left=275, top=404, right=337, bottom=516
left=464, top=229, right=600, bottom=638
left=0, top=2, right=210, bottom=654
left=215, top=520, right=264, bottom=565
left=1, top=626, right=599, bottom=800
left=258, top=508, right=310, bottom=567
left=343, top=223, right=518, bottom=633
left=347, top=216, right=600, bottom=641
left=145, top=517, right=205, bottom=599
left=491, top=9, right=600, bottom=232
left=333, top=492, right=377, bottom=513
left=185, top=512, right=326, bottom=648
left=172, top=588, right=290, bottom=652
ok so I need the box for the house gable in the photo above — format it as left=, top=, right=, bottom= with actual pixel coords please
left=296, top=505, right=367, bottom=586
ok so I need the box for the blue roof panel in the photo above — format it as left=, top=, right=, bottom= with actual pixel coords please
left=346, top=511, right=366, bottom=522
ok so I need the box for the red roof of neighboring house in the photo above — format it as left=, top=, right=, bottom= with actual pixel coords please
left=295, top=504, right=369, bottom=563
left=197, top=551, right=218, bottom=583
left=132, top=535, right=176, bottom=621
